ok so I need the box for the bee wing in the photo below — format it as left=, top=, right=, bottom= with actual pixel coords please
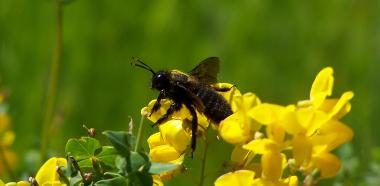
left=189, top=57, right=220, bottom=84
left=188, top=91, right=206, bottom=113
left=177, top=82, right=206, bottom=113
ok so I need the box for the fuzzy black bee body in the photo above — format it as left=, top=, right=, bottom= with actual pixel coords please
left=133, top=57, right=233, bottom=154
left=192, top=83, right=233, bottom=123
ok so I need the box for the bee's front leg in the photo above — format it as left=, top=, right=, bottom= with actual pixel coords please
left=154, top=102, right=182, bottom=126
left=150, top=90, right=165, bottom=117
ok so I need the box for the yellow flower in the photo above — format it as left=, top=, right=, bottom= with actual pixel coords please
left=309, top=67, right=334, bottom=108
left=298, top=66, right=354, bottom=120
left=243, top=138, right=288, bottom=183
left=212, top=83, right=241, bottom=107
left=35, top=157, right=67, bottom=186
left=141, top=99, right=209, bottom=130
left=251, top=175, right=298, bottom=186
left=214, top=170, right=298, bottom=186
left=219, top=93, right=261, bottom=144
left=215, top=170, right=255, bottom=186
left=147, top=132, right=184, bottom=164
left=143, top=82, right=243, bottom=164
left=305, top=120, right=353, bottom=178
left=0, top=181, right=30, bottom=186
left=159, top=120, right=191, bottom=152
left=290, top=67, right=353, bottom=178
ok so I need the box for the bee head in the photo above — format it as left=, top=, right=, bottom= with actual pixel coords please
left=151, top=71, right=170, bottom=90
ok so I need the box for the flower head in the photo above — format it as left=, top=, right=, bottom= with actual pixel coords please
left=35, top=157, right=67, bottom=186
left=217, top=66, right=354, bottom=185
left=218, top=93, right=261, bottom=144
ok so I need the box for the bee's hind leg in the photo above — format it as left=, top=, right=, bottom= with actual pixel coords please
left=213, top=84, right=236, bottom=92
left=185, top=104, right=198, bottom=158
left=153, top=102, right=182, bottom=126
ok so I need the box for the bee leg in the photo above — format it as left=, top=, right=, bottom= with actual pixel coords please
left=185, top=104, right=198, bottom=158
left=150, top=90, right=165, bottom=117
left=213, top=84, right=236, bottom=92
left=154, top=102, right=182, bottom=126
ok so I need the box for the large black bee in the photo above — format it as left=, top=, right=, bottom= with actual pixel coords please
left=133, top=57, right=233, bottom=153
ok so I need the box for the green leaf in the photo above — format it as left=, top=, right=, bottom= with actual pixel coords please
left=94, top=176, right=128, bottom=186
left=65, top=137, right=101, bottom=160
left=77, top=158, right=93, bottom=172
left=69, top=173, right=83, bottom=186
left=115, top=156, right=127, bottom=175
left=130, top=151, right=150, bottom=173
left=96, top=146, right=117, bottom=168
left=149, top=163, right=180, bottom=174
left=102, top=131, right=135, bottom=157
left=127, top=172, right=153, bottom=186
left=103, top=172, right=122, bottom=178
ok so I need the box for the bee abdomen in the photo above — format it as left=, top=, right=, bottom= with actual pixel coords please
left=196, top=86, right=233, bottom=123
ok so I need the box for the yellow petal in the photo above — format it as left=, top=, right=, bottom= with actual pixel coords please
left=310, top=133, right=335, bottom=154
left=283, top=176, right=298, bottom=186
left=281, top=106, right=303, bottom=135
left=329, top=91, right=354, bottom=119
left=40, top=181, right=65, bottom=186
left=296, top=108, right=328, bottom=136
left=313, top=120, right=353, bottom=152
left=261, top=151, right=283, bottom=181
left=266, top=123, right=285, bottom=144
left=232, top=93, right=261, bottom=113
left=292, top=134, right=312, bottom=167
left=248, top=104, right=286, bottom=125
left=147, top=132, right=165, bottom=149
left=243, top=138, right=278, bottom=155
left=310, top=67, right=334, bottom=108
left=196, top=111, right=210, bottom=131
left=215, top=170, right=255, bottom=186
left=152, top=175, right=164, bottom=186
left=149, top=145, right=183, bottom=164
left=219, top=113, right=254, bottom=144
left=0, top=179, right=4, bottom=186
left=35, top=157, right=67, bottom=186
left=16, top=181, right=30, bottom=186
left=141, top=99, right=191, bottom=123
left=317, top=91, right=354, bottom=120
left=312, top=152, right=340, bottom=178
left=212, top=83, right=242, bottom=106
left=2, top=182, right=30, bottom=186
left=159, top=120, right=191, bottom=152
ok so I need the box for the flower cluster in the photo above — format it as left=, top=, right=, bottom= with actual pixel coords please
left=142, top=67, right=354, bottom=185
left=0, top=92, right=17, bottom=178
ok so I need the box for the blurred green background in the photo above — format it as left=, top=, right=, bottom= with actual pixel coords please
left=1, top=0, right=379, bottom=185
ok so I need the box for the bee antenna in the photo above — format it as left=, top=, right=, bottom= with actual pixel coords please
left=131, top=57, right=156, bottom=75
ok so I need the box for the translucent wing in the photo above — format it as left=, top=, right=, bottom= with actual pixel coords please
left=188, top=57, right=220, bottom=84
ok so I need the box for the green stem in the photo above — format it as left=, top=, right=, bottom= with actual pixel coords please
left=199, top=126, right=209, bottom=186
left=40, top=0, right=63, bottom=164
left=134, top=116, right=145, bottom=152
left=0, top=145, right=16, bottom=180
